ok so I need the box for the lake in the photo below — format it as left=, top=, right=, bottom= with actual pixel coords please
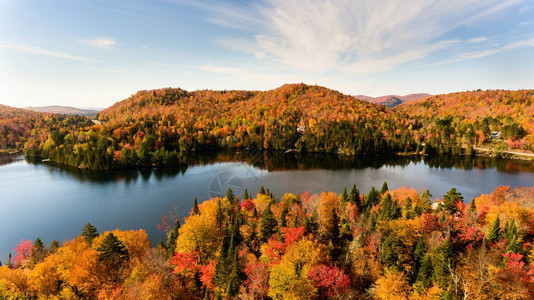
left=1, top=151, right=533, bottom=262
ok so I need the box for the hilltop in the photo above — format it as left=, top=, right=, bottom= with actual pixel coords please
left=397, top=90, right=534, bottom=152
left=25, top=105, right=100, bottom=117
left=355, top=93, right=431, bottom=107
left=1, top=85, right=533, bottom=170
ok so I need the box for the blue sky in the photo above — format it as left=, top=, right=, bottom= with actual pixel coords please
left=1, top=0, right=533, bottom=108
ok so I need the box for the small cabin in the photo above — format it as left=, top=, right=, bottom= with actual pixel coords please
left=490, top=131, right=501, bottom=139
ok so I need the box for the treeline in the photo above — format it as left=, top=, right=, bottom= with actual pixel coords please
left=2, top=184, right=534, bottom=299
left=398, top=90, right=534, bottom=154
left=0, top=105, right=92, bottom=150
left=1, top=85, right=532, bottom=170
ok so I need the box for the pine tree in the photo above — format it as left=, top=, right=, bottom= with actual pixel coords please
left=349, top=184, right=361, bottom=210
left=305, top=209, right=319, bottom=234
left=340, top=186, right=348, bottom=203
left=31, top=238, right=45, bottom=264
left=488, top=216, right=501, bottom=243
left=226, top=251, right=244, bottom=297
left=404, top=197, right=413, bottom=219
left=433, top=235, right=455, bottom=289
left=6, top=253, right=13, bottom=269
left=443, top=188, right=463, bottom=214
left=167, top=219, right=181, bottom=257
left=96, top=233, right=129, bottom=265
left=416, top=255, right=433, bottom=289
left=414, top=235, right=427, bottom=277
left=259, top=185, right=266, bottom=195
left=243, top=189, right=249, bottom=200
left=365, top=186, right=380, bottom=210
left=226, top=188, right=236, bottom=204
left=420, top=190, right=432, bottom=213
left=380, top=181, right=389, bottom=194
left=260, top=203, right=277, bottom=242
left=193, top=197, right=200, bottom=215
left=279, top=204, right=288, bottom=230
left=216, top=199, right=224, bottom=229
left=49, top=240, right=60, bottom=253
left=157, top=238, right=166, bottom=250
left=81, top=223, right=99, bottom=244
left=214, top=235, right=230, bottom=287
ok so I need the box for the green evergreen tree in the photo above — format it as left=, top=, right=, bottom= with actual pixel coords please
left=443, top=188, right=463, bottom=214
left=96, top=233, right=129, bottom=265
left=226, top=188, right=236, bottom=204
left=31, top=238, right=45, bottom=264
left=81, top=223, right=99, bottom=244
left=213, top=235, right=230, bottom=287
left=340, top=186, right=348, bottom=203
left=404, top=197, right=413, bottom=219
left=380, top=181, right=389, bottom=194
left=365, top=186, right=380, bottom=210
left=157, top=238, right=166, bottom=250
left=243, top=189, right=249, bottom=200
left=348, top=184, right=361, bottom=210
left=192, top=197, right=200, bottom=215
left=416, top=255, right=433, bottom=289
left=226, top=251, right=244, bottom=297
left=433, top=236, right=455, bottom=289
left=259, top=185, right=266, bottom=195
left=6, top=253, right=13, bottom=269
left=380, top=233, right=401, bottom=270
left=279, top=205, right=288, bottom=230
left=413, top=235, right=427, bottom=277
left=488, top=216, right=501, bottom=243
left=49, top=240, right=60, bottom=253
left=167, top=219, right=181, bottom=257
left=304, top=209, right=319, bottom=234
left=420, top=190, right=432, bottom=213
left=216, top=199, right=224, bottom=229
left=260, top=203, right=277, bottom=242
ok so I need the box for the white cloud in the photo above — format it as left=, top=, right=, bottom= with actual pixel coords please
left=0, top=41, right=100, bottom=62
left=428, top=37, right=534, bottom=65
left=80, top=37, right=117, bottom=49
left=181, top=0, right=526, bottom=75
left=467, top=37, right=488, bottom=43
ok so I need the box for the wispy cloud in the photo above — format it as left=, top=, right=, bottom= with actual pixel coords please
left=467, top=37, right=488, bottom=43
left=80, top=37, right=117, bottom=49
left=174, top=0, right=527, bottom=75
left=427, top=37, right=534, bottom=66
left=0, top=42, right=100, bottom=62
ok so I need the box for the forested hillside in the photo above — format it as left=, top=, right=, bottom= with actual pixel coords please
left=1, top=184, right=533, bottom=299
left=17, top=84, right=417, bottom=170
left=398, top=90, right=534, bottom=154
left=0, top=85, right=532, bottom=170
left=0, top=105, right=92, bottom=150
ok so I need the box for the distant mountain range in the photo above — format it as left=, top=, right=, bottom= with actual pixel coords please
left=355, top=93, right=431, bottom=107
left=24, top=106, right=101, bottom=117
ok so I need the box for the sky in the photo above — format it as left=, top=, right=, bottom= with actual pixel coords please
left=0, top=0, right=533, bottom=108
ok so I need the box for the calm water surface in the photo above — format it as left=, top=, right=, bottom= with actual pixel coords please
left=1, top=152, right=533, bottom=261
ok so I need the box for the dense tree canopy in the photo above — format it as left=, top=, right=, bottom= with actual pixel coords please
left=1, top=184, right=534, bottom=299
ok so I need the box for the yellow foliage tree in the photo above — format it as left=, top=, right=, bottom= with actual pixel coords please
left=374, top=268, right=411, bottom=300
left=175, top=198, right=222, bottom=263
left=268, top=237, right=326, bottom=299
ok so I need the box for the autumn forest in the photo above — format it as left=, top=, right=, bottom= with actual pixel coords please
left=1, top=84, right=534, bottom=299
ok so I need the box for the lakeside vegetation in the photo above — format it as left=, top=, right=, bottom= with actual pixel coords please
left=1, top=184, right=534, bottom=299
left=1, top=84, right=532, bottom=170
